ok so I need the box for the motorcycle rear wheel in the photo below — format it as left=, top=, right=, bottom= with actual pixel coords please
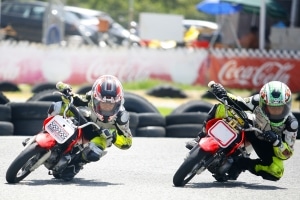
left=6, top=142, right=48, bottom=183
left=173, top=147, right=209, bottom=187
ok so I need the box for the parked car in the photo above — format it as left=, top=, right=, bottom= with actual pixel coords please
left=65, top=6, right=141, bottom=47
left=0, top=1, right=99, bottom=45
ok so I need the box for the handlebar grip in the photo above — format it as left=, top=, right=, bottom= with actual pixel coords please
left=208, top=81, right=216, bottom=89
left=56, top=81, right=65, bottom=90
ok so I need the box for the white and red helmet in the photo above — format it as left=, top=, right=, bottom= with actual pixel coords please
left=91, top=75, right=124, bottom=120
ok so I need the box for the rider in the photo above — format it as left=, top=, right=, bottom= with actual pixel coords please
left=186, top=81, right=298, bottom=181
left=48, top=75, right=132, bottom=181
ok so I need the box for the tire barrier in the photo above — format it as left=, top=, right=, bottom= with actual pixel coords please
left=27, top=89, right=61, bottom=102
left=31, top=83, right=57, bottom=93
left=0, top=91, right=10, bottom=104
left=146, top=85, right=187, bottom=98
left=2, top=83, right=299, bottom=139
left=129, top=112, right=139, bottom=137
left=165, top=112, right=208, bottom=138
left=171, top=100, right=213, bottom=114
left=76, top=84, right=93, bottom=94
left=135, top=113, right=166, bottom=137
left=0, top=81, right=20, bottom=92
left=7, top=101, right=52, bottom=136
left=0, top=105, right=13, bottom=135
left=292, top=111, right=300, bottom=139
left=124, top=91, right=160, bottom=113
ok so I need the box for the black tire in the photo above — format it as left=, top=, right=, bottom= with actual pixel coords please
left=292, top=111, right=300, bottom=139
left=0, top=91, right=10, bottom=104
left=146, top=85, right=187, bottom=98
left=136, top=126, right=166, bottom=137
left=0, top=121, right=14, bottom=135
left=6, top=143, right=48, bottom=183
left=173, top=147, right=209, bottom=187
left=165, top=112, right=208, bottom=126
left=27, top=89, right=61, bottom=102
left=124, top=92, right=159, bottom=113
left=166, top=124, right=203, bottom=138
left=0, top=104, right=11, bottom=121
left=8, top=101, right=51, bottom=120
left=31, top=83, right=57, bottom=93
left=12, top=119, right=44, bottom=136
left=171, top=100, right=213, bottom=114
left=129, top=112, right=139, bottom=129
left=76, top=85, right=92, bottom=94
left=0, top=81, right=20, bottom=92
left=137, top=113, right=166, bottom=127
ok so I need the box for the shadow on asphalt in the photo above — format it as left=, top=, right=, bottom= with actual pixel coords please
left=4, top=178, right=123, bottom=187
left=185, top=181, right=286, bottom=190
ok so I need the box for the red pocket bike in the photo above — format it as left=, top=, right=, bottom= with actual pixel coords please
left=173, top=81, right=262, bottom=187
left=6, top=94, right=102, bottom=184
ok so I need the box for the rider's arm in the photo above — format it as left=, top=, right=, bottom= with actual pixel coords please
left=113, top=108, right=132, bottom=150
left=273, top=114, right=298, bottom=160
left=227, top=93, right=259, bottom=112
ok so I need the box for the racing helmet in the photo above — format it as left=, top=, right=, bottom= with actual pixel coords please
left=91, top=75, right=124, bottom=120
left=259, top=81, right=292, bottom=127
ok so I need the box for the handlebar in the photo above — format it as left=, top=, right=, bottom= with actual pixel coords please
left=58, top=92, right=101, bottom=131
left=207, top=80, right=252, bottom=128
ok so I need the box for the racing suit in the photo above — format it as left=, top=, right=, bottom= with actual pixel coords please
left=194, top=93, right=297, bottom=181
left=47, top=92, right=132, bottom=180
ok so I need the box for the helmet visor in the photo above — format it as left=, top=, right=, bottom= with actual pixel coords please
left=264, top=104, right=290, bottom=121
left=92, top=97, right=120, bottom=117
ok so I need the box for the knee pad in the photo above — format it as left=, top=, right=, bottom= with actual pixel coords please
left=82, top=142, right=103, bottom=162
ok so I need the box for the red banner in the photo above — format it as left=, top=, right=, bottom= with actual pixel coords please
left=199, top=55, right=300, bottom=92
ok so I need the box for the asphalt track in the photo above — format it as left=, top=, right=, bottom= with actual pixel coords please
left=0, top=136, right=299, bottom=200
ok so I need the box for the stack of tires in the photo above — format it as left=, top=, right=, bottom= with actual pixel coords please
left=292, top=111, right=300, bottom=139
left=0, top=104, right=14, bottom=136
left=124, top=92, right=166, bottom=137
left=0, top=90, right=13, bottom=135
left=7, top=101, right=52, bottom=136
left=165, top=100, right=213, bottom=138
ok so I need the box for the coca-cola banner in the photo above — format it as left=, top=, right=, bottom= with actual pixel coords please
left=201, top=55, right=300, bottom=92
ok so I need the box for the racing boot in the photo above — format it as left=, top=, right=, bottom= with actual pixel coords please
left=60, top=157, right=87, bottom=181
left=185, top=131, right=206, bottom=150
left=227, top=157, right=252, bottom=180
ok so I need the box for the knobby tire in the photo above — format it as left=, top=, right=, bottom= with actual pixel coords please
left=173, top=147, right=209, bottom=187
left=6, top=143, right=47, bottom=183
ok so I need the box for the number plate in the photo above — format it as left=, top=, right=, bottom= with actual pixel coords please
left=45, top=115, right=75, bottom=144
left=207, top=120, right=237, bottom=148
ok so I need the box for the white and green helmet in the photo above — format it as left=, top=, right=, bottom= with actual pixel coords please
left=259, top=81, right=292, bottom=127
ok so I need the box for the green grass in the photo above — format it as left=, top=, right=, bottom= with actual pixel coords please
left=157, top=107, right=173, bottom=116
left=122, top=79, right=206, bottom=91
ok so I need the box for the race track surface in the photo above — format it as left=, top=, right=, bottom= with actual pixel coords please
left=0, top=136, right=299, bottom=200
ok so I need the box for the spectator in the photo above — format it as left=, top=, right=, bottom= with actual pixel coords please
left=239, top=26, right=259, bottom=49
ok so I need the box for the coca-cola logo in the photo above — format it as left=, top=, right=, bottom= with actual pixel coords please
left=218, top=60, right=293, bottom=87
left=85, top=59, right=149, bottom=83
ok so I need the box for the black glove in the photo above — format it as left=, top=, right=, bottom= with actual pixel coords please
left=212, top=83, right=227, bottom=100
left=261, top=130, right=281, bottom=146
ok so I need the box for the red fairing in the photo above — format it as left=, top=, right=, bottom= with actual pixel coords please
left=63, top=128, right=83, bottom=153
left=36, top=132, right=56, bottom=149
left=199, top=137, right=219, bottom=153
left=199, top=118, right=222, bottom=153
left=43, top=116, right=54, bottom=128
left=35, top=116, right=57, bottom=149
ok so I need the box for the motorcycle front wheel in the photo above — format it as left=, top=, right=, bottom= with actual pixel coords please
left=6, top=142, right=48, bottom=183
left=173, top=146, right=210, bottom=187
